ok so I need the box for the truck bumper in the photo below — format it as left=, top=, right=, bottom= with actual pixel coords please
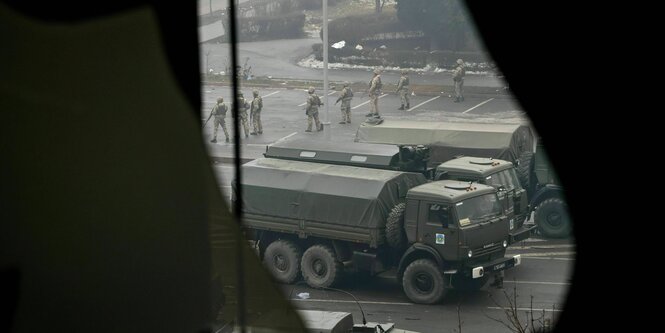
left=469, top=255, right=521, bottom=279
left=509, top=223, right=536, bottom=244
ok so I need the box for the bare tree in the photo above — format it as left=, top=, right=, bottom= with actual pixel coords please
left=485, top=283, right=556, bottom=333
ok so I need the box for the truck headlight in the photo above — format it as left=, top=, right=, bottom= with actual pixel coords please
left=468, top=250, right=473, bottom=258
left=503, top=240, right=508, bottom=248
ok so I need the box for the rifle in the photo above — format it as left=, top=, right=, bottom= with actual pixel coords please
left=203, top=109, right=214, bottom=128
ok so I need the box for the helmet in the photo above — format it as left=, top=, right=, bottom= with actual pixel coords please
left=217, top=98, right=223, bottom=103
left=401, top=70, right=408, bottom=75
left=456, top=59, right=464, bottom=65
left=252, top=89, right=259, bottom=96
left=343, top=81, right=350, bottom=87
left=308, top=86, right=315, bottom=93
left=373, top=68, right=381, bottom=75
left=238, top=92, right=244, bottom=97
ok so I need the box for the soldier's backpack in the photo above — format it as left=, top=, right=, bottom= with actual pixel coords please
left=312, top=94, right=322, bottom=106
left=347, top=88, right=354, bottom=98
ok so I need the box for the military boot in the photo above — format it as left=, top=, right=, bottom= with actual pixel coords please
left=225, top=137, right=230, bottom=143
left=339, top=121, right=346, bottom=124
left=250, top=132, right=257, bottom=135
left=398, top=105, right=404, bottom=110
left=210, top=137, right=217, bottom=143
left=406, top=103, right=410, bottom=109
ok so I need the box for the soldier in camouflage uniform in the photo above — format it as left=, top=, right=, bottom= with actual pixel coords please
left=305, top=87, right=323, bottom=132
left=335, top=82, right=353, bottom=124
left=209, top=98, right=230, bottom=143
left=452, top=58, right=466, bottom=103
left=237, top=92, right=251, bottom=138
left=367, top=68, right=382, bottom=118
left=250, top=89, right=263, bottom=135
left=396, top=70, right=410, bottom=110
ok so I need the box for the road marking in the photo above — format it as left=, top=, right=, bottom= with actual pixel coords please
left=462, top=97, right=494, bottom=114
left=509, top=251, right=576, bottom=257
left=291, top=298, right=413, bottom=306
left=487, top=307, right=563, bottom=313
left=352, top=94, right=388, bottom=110
left=509, top=244, right=576, bottom=250
left=522, top=257, right=575, bottom=261
left=504, top=280, right=571, bottom=286
left=297, top=91, right=335, bottom=106
left=262, top=91, right=280, bottom=98
left=407, top=96, right=440, bottom=112
left=271, top=132, right=298, bottom=145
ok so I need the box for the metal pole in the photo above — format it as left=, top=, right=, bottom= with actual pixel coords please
left=323, top=0, right=331, bottom=140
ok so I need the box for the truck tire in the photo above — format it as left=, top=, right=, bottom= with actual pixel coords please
left=402, top=259, right=447, bottom=304
left=451, top=275, right=489, bottom=292
left=301, top=244, right=343, bottom=288
left=263, top=240, right=302, bottom=284
left=517, top=151, right=535, bottom=196
left=386, top=202, right=407, bottom=249
left=535, top=198, right=571, bottom=238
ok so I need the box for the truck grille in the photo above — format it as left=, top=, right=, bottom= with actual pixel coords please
left=472, top=243, right=503, bottom=257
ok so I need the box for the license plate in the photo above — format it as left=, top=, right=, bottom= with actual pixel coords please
left=494, top=263, right=506, bottom=270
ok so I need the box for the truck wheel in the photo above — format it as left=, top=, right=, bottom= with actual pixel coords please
left=263, top=240, right=302, bottom=284
left=535, top=198, right=571, bottom=238
left=402, top=259, right=447, bottom=304
left=451, top=275, right=489, bottom=292
left=301, top=244, right=343, bottom=288
left=517, top=151, right=535, bottom=196
left=386, top=202, right=407, bottom=249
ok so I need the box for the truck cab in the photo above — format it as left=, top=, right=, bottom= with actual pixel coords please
left=434, top=157, right=534, bottom=244
left=397, top=180, right=522, bottom=304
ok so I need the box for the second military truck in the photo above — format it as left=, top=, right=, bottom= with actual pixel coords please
left=233, top=158, right=522, bottom=304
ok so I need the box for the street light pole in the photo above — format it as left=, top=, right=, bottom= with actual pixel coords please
left=322, top=0, right=331, bottom=140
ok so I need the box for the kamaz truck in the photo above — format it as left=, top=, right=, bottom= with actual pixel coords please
left=354, top=120, right=571, bottom=238
left=233, top=158, right=522, bottom=304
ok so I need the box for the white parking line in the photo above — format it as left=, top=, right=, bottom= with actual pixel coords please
left=271, top=132, right=298, bottom=145
left=522, top=257, right=575, bottom=261
left=487, top=307, right=563, bottom=313
left=407, top=96, right=441, bottom=112
left=504, top=280, right=571, bottom=286
left=352, top=94, right=388, bottom=110
left=291, top=299, right=413, bottom=306
left=512, top=252, right=576, bottom=257
left=297, top=91, right=336, bottom=107
left=262, top=91, right=280, bottom=98
left=462, top=97, right=494, bottom=114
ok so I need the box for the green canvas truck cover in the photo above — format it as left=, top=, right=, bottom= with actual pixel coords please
left=355, top=120, right=535, bottom=165
left=238, top=158, right=427, bottom=231
left=264, top=138, right=400, bottom=169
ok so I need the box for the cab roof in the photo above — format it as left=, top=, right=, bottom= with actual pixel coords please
left=407, top=180, right=496, bottom=203
left=436, top=156, right=514, bottom=177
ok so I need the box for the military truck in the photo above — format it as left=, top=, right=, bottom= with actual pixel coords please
left=263, top=139, right=534, bottom=243
left=233, top=158, right=522, bottom=304
left=355, top=120, right=570, bottom=238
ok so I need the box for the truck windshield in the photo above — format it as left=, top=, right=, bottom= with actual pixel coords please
left=455, top=193, right=503, bottom=226
left=485, top=168, right=522, bottom=191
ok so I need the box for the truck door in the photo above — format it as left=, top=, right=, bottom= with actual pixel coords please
left=417, top=202, right=458, bottom=261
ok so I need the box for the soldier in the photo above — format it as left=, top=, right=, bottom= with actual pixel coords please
left=335, top=82, right=353, bottom=124
left=250, top=89, right=263, bottom=135
left=367, top=68, right=382, bottom=118
left=452, top=58, right=466, bottom=103
left=305, top=87, right=323, bottom=132
left=209, top=97, right=229, bottom=143
left=236, top=92, right=251, bottom=138
left=396, top=70, right=410, bottom=110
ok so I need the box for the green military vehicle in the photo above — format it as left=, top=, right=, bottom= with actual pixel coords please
left=233, top=157, right=522, bottom=304
left=355, top=120, right=571, bottom=238
left=434, top=156, right=533, bottom=243
left=263, top=139, right=534, bottom=242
